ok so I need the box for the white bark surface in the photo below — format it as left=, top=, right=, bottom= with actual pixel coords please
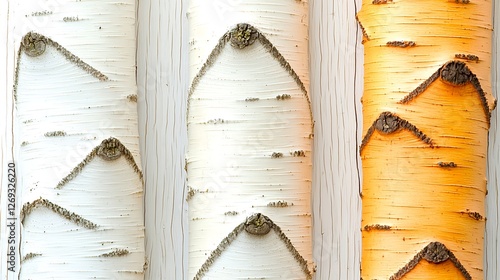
left=1, top=0, right=144, bottom=279
left=1, top=0, right=499, bottom=279
left=486, top=0, right=500, bottom=278
left=309, top=1, right=363, bottom=279
left=187, top=4, right=312, bottom=276
left=0, top=0, right=11, bottom=276
left=136, top=0, right=189, bottom=279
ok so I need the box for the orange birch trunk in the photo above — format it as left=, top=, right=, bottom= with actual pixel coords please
left=357, top=0, right=495, bottom=279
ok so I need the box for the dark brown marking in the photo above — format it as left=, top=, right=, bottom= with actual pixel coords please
left=399, top=60, right=492, bottom=126
left=356, top=15, right=370, bottom=40
left=245, top=213, right=272, bottom=235
left=455, top=53, right=479, bottom=62
left=398, top=69, right=440, bottom=104
left=21, top=253, right=42, bottom=263
left=389, top=241, right=472, bottom=280
left=230, top=23, right=259, bottom=49
left=364, top=224, right=391, bottom=231
left=97, top=137, right=122, bottom=161
left=440, top=61, right=472, bottom=86
left=386, top=41, right=416, bottom=48
left=267, top=201, right=291, bottom=207
left=56, top=137, right=143, bottom=189
left=292, top=150, right=305, bottom=157
left=127, top=94, right=138, bottom=102
left=193, top=213, right=312, bottom=280
left=14, top=32, right=108, bottom=101
left=21, top=32, right=47, bottom=57
left=99, top=249, right=129, bottom=257
left=360, top=112, right=434, bottom=153
left=271, top=152, right=284, bottom=158
left=276, top=94, right=292, bottom=100
left=187, top=23, right=313, bottom=133
left=461, top=210, right=484, bottom=221
left=21, top=198, right=97, bottom=229
left=437, top=162, right=457, bottom=168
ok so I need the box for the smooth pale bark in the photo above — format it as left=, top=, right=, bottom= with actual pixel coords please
left=136, top=0, right=189, bottom=279
left=486, top=0, right=500, bottom=278
left=0, top=0, right=11, bottom=277
left=1, top=0, right=144, bottom=279
left=187, top=2, right=313, bottom=279
left=309, top=1, right=364, bottom=279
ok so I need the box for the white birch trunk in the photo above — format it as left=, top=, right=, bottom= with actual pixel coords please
left=1, top=0, right=144, bottom=279
left=187, top=1, right=313, bottom=279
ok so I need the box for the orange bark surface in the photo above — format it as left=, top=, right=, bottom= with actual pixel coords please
left=400, top=260, right=468, bottom=280
left=357, top=0, right=495, bottom=279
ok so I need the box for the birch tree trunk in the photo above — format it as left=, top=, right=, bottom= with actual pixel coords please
left=357, top=0, right=495, bottom=279
left=187, top=2, right=313, bottom=279
left=1, top=0, right=144, bottom=279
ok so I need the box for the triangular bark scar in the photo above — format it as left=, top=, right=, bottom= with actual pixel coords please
left=360, top=112, right=434, bottom=153
left=21, top=197, right=98, bottom=229
left=14, top=31, right=108, bottom=101
left=193, top=213, right=312, bottom=280
left=187, top=23, right=313, bottom=130
left=389, top=241, right=472, bottom=280
left=55, top=137, right=143, bottom=189
left=398, top=60, right=494, bottom=125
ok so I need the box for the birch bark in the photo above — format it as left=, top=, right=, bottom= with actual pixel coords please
left=187, top=1, right=313, bottom=279
left=357, top=0, right=495, bottom=279
left=1, top=0, right=499, bottom=279
left=1, top=0, right=144, bottom=279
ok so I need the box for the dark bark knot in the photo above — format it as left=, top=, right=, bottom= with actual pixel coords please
left=230, top=23, right=259, bottom=49
left=374, top=112, right=400, bottom=134
left=97, top=137, right=122, bottom=161
left=440, top=61, right=472, bottom=86
left=422, top=242, right=450, bottom=263
left=22, top=32, right=47, bottom=57
left=245, top=213, right=272, bottom=235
